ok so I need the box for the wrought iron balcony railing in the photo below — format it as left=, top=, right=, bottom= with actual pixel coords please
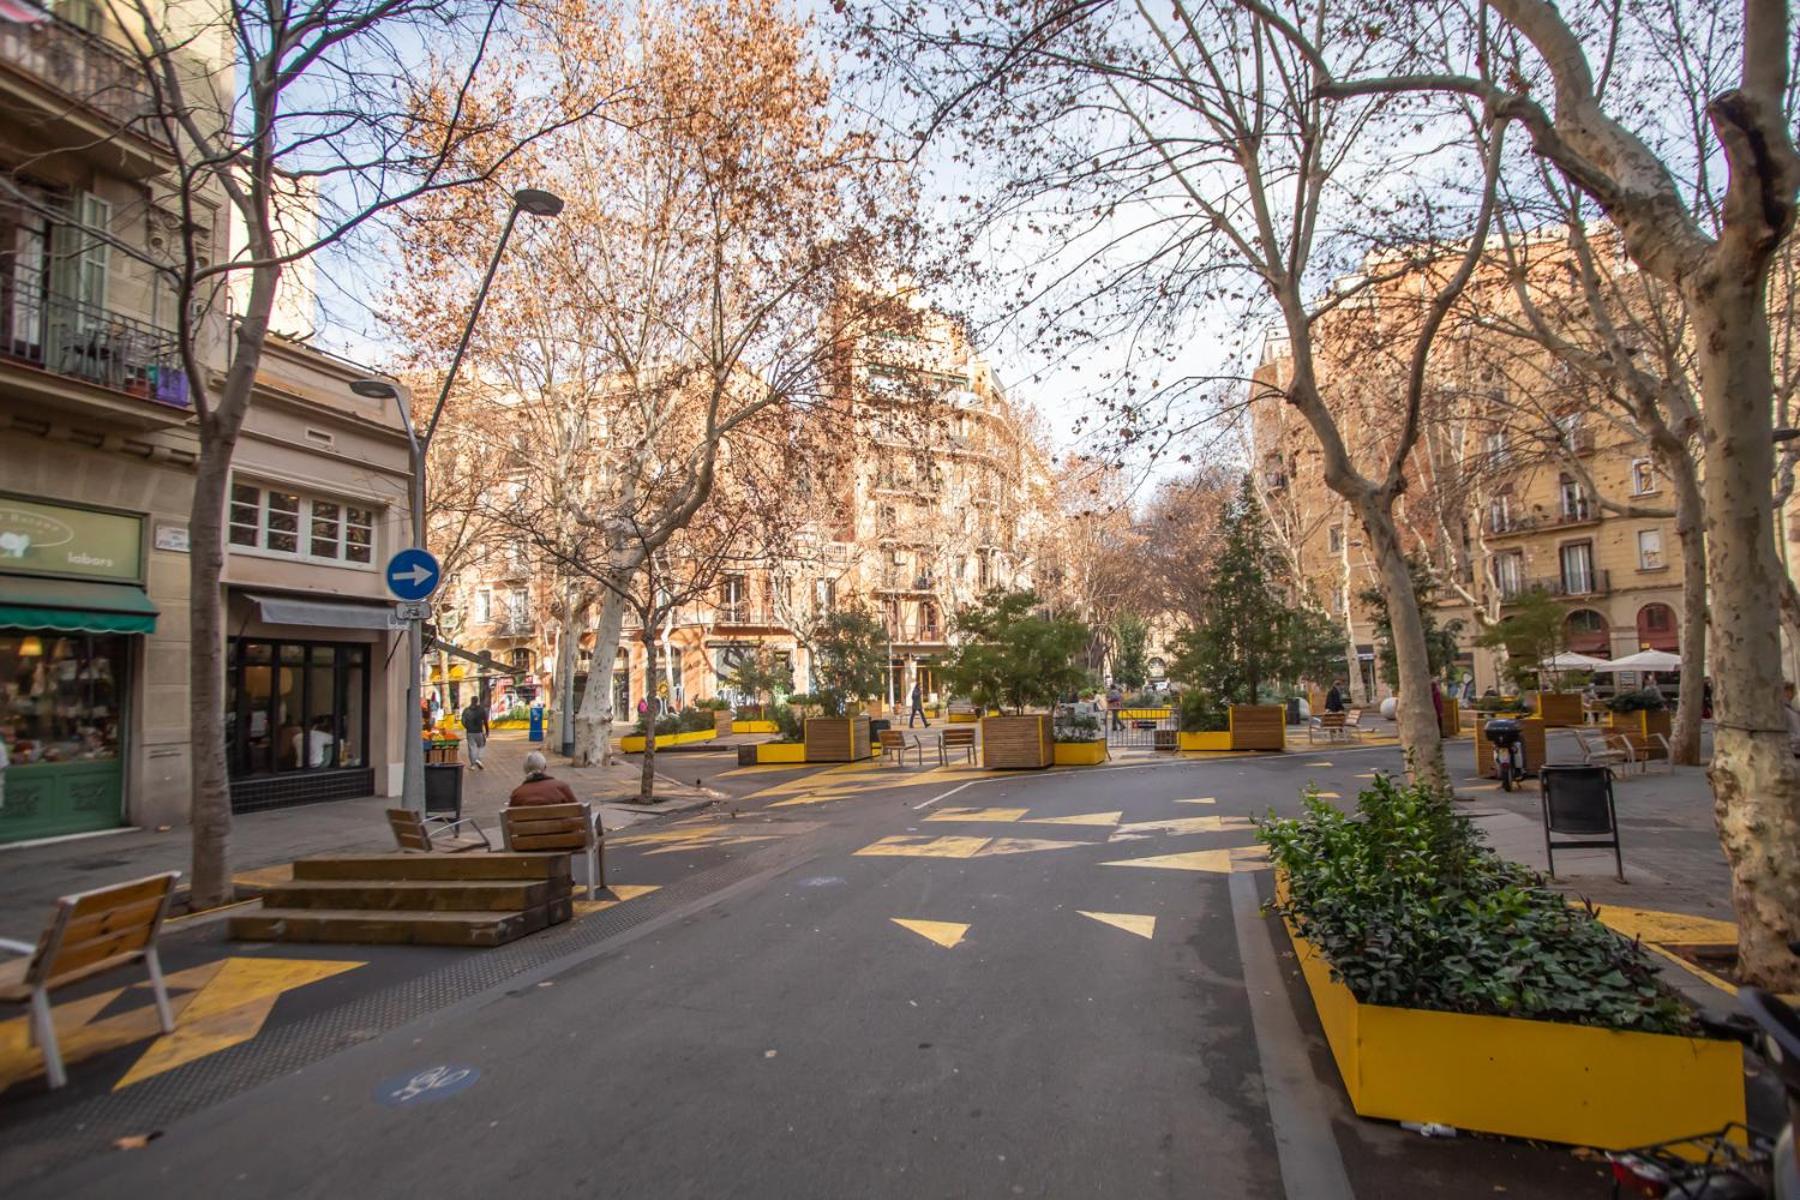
left=0, top=10, right=166, bottom=139
left=1, top=277, right=188, bottom=405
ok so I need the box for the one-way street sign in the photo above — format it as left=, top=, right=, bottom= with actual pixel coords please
left=385, top=548, right=441, bottom=602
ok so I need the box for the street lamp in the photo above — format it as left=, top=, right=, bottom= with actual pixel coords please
left=354, top=186, right=562, bottom=811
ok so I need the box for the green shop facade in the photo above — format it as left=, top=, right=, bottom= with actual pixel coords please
left=0, top=495, right=159, bottom=844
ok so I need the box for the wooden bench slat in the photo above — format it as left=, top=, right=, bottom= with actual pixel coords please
left=59, top=896, right=165, bottom=947
left=46, top=927, right=154, bottom=979
left=508, top=833, right=589, bottom=851
left=68, top=874, right=175, bottom=918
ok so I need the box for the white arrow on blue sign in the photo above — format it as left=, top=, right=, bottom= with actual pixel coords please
left=385, top=547, right=441, bottom=602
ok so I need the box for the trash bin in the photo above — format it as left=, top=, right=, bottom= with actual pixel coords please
left=1285, top=697, right=1302, bottom=725
left=528, top=704, right=545, bottom=743
left=868, top=718, right=891, bottom=741
left=424, top=762, right=464, bottom=819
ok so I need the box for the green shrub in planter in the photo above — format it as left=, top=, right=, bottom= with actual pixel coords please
left=1053, top=713, right=1104, bottom=743
left=1607, top=688, right=1669, bottom=713
left=1178, top=689, right=1229, bottom=733
left=1259, top=776, right=1689, bottom=1034
left=771, top=703, right=804, bottom=744
left=635, top=714, right=681, bottom=737
left=676, top=707, right=715, bottom=733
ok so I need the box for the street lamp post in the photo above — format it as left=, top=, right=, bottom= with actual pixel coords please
left=354, top=186, right=563, bottom=811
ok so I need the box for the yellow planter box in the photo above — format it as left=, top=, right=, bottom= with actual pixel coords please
left=619, top=729, right=716, bottom=752
left=1114, top=707, right=1174, bottom=720
left=756, top=742, right=807, bottom=763
left=732, top=720, right=780, bottom=734
left=1178, top=731, right=1233, bottom=751
left=947, top=711, right=981, bottom=724
left=1052, top=741, right=1109, bottom=766
left=1281, top=904, right=1745, bottom=1149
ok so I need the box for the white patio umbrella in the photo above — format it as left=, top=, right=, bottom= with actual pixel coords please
left=1600, top=649, right=1682, bottom=672
left=1540, top=651, right=1613, bottom=671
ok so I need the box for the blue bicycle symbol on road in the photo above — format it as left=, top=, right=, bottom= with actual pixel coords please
left=375, top=1064, right=480, bottom=1107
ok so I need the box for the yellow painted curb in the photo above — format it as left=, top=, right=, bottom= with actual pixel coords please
left=755, top=743, right=807, bottom=764
left=1051, top=742, right=1109, bottom=766
left=1280, top=888, right=1745, bottom=1149
left=1178, top=731, right=1233, bottom=751
left=619, top=729, right=718, bottom=752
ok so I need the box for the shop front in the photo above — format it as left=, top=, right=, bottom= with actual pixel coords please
left=0, top=497, right=157, bottom=844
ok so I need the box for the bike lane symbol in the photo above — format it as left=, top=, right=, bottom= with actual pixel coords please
left=375, top=1065, right=480, bottom=1107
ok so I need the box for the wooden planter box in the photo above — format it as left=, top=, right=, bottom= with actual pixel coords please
left=1535, top=691, right=1584, bottom=728
left=1437, top=697, right=1460, bottom=738
left=1472, top=716, right=1545, bottom=779
left=1228, top=704, right=1286, bottom=751
left=1051, top=740, right=1108, bottom=766
left=981, top=714, right=1053, bottom=769
left=1179, top=731, right=1233, bottom=751
left=1609, top=708, right=1672, bottom=758
left=804, top=716, right=871, bottom=762
left=714, top=710, right=736, bottom=736
left=1279, top=891, right=1744, bottom=1149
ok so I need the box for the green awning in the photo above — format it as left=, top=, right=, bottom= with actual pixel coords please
left=0, top=575, right=159, bottom=635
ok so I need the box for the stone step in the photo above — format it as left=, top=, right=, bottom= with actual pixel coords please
left=259, top=878, right=558, bottom=912
left=229, top=900, right=572, bottom=948
left=292, top=853, right=571, bottom=883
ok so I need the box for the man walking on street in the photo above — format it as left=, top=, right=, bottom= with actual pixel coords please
left=461, top=694, right=490, bottom=771
left=1324, top=680, right=1345, bottom=713
left=909, top=680, right=929, bottom=728
left=1107, top=682, right=1123, bottom=731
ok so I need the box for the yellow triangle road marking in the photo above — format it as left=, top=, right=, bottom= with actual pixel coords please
left=1175, top=797, right=1215, bottom=805
left=1312, top=791, right=1341, bottom=799
left=924, top=807, right=1028, bottom=823
left=1112, top=816, right=1226, bottom=838
left=974, top=837, right=1087, bottom=856
left=855, top=836, right=991, bottom=858
left=1078, top=911, right=1156, bottom=939
left=1022, top=811, right=1122, bottom=826
left=891, top=918, right=969, bottom=949
left=1305, top=761, right=1333, bottom=767
left=1101, top=847, right=1269, bottom=874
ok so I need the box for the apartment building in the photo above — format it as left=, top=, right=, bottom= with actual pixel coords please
left=0, top=1, right=413, bottom=841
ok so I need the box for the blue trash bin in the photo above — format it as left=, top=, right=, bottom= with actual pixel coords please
left=528, top=705, right=545, bottom=743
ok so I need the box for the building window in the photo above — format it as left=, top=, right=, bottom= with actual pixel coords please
left=1565, top=609, right=1610, bottom=654
left=1631, top=459, right=1657, bottom=495
left=1, top=633, right=125, bottom=767
left=1558, top=474, right=1590, bottom=522
left=226, top=639, right=368, bottom=777
left=1560, top=541, right=1596, bottom=594
left=814, top=579, right=836, bottom=613
left=229, top=482, right=375, bottom=566
left=1637, top=528, right=1665, bottom=570
left=1488, top=491, right=1513, bottom=534
left=1637, top=602, right=1679, bottom=651
left=1327, top=525, right=1343, bottom=553
left=1483, top=431, right=1507, bottom=466
left=475, top=589, right=492, bottom=623
left=1492, top=551, right=1524, bottom=598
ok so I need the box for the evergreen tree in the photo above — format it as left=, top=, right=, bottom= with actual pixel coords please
left=1358, top=557, right=1466, bottom=690
left=942, top=589, right=1090, bottom=713
left=1111, top=614, right=1150, bottom=690
left=810, top=606, right=888, bottom=717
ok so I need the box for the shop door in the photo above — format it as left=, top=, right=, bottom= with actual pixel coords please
left=0, top=632, right=128, bottom=842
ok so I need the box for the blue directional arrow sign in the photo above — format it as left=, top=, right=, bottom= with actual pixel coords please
left=385, top=547, right=441, bottom=602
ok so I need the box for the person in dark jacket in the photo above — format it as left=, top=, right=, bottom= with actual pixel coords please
left=460, top=696, right=489, bottom=771
left=1324, top=681, right=1345, bottom=713
left=508, top=750, right=579, bottom=806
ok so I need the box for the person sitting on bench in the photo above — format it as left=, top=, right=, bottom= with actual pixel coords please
left=509, top=750, right=579, bottom=807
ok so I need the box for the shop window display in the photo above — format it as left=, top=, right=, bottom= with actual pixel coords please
left=0, top=634, right=124, bottom=766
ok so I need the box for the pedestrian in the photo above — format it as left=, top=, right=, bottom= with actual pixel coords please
left=461, top=694, right=490, bottom=771
left=1430, top=679, right=1444, bottom=725
left=909, top=680, right=929, bottom=728
left=637, top=696, right=650, bottom=726
left=508, top=750, right=579, bottom=807
left=1106, top=682, right=1123, bottom=730
left=1324, top=680, right=1345, bottom=713
left=428, top=692, right=443, bottom=726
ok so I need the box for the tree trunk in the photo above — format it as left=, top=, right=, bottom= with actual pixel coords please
left=1691, top=277, right=1800, bottom=990
left=1667, top=460, right=1707, bottom=765
left=639, top=620, right=659, bottom=803
left=1358, top=497, right=1446, bottom=788
left=1336, top=504, right=1366, bottom=705
left=187, top=441, right=235, bottom=908
left=573, top=588, right=625, bottom=766
left=553, top=583, right=581, bottom=763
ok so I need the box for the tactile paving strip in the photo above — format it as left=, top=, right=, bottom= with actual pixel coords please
left=0, top=832, right=821, bottom=1181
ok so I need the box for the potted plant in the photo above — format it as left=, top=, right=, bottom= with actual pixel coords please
left=1260, top=778, right=1743, bottom=1149
left=1051, top=712, right=1108, bottom=766
left=719, top=647, right=792, bottom=734
left=940, top=589, right=1088, bottom=769
left=1176, top=689, right=1232, bottom=751
left=1607, top=688, right=1672, bottom=757
left=802, top=607, right=886, bottom=761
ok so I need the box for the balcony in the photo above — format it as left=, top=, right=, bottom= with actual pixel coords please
left=1486, top=504, right=1601, bottom=539
left=878, top=573, right=938, bottom=594
left=487, top=615, right=534, bottom=636
left=714, top=607, right=782, bottom=629
left=0, top=278, right=191, bottom=427
left=0, top=12, right=173, bottom=178
left=1500, top=570, right=1611, bottom=602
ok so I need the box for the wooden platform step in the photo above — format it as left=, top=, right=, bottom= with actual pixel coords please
left=292, top=853, right=571, bottom=883
left=229, top=900, right=572, bottom=948
left=258, top=878, right=561, bottom=913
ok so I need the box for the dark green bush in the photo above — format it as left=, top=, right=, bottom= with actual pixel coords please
left=1178, top=689, right=1229, bottom=733
left=1607, top=688, right=1668, bottom=713
left=634, top=713, right=681, bottom=737
left=1054, top=713, right=1104, bottom=743
left=676, top=707, right=715, bottom=732
left=771, top=703, right=804, bottom=744
left=1260, top=777, right=1690, bottom=1034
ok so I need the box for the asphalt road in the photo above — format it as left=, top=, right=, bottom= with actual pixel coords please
left=6, top=746, right=1607, bottom=1198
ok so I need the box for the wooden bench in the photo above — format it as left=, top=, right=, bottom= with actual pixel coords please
left=0, top=871, right=180, bottom=1089
left=1308, top=712, right=1347, bottom=743
left=877, top=728, right=922, bottom=766
left=501, top=802, right=602, bottom=898
left=940, top=726, right=977, bottom=765
left=388, top=808, right=491, bottom=854
left=1572, top=726, right=1636, bottom=775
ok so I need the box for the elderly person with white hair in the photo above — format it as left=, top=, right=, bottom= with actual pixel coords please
left=508, top=749, right=580, bottom=807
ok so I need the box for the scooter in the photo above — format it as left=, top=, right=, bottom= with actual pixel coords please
left=1484, top=717, right=1525, bottom=791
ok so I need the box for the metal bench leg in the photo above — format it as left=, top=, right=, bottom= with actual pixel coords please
left=30, top=988, right=66, bottom=1089
left=146, top=946, right=175, bottom=1033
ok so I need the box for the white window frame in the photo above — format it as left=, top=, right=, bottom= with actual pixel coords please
left=227, top=479, right=378, bottom=569
left=1637, top=528, right=1666, bottom=571
left=1630, top=459, right=1658, bottom=496
left=1492, top=551, right=1524, bottom=596
left=475, top=589, right=493, bottom=623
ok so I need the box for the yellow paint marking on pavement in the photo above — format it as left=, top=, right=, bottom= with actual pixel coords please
left=1022, top=811, right=1122, bottom=827
left=1, top=987, right=133, bottom=1092
left=113, top=957, right=363, bottom=1090
left=575, top=883, right=661, bottom=915
left=1112, top=815, right=1228, bottom=839
left=854, top=835, right=991, bottom=859
left=232, top=863, right=294, bottom=888
left=891, top=918, right=969, bottom=949
left=1101, top=846, right=1270, bottom=874
left=1077, top=911, right=1156, bottom=939
left=1311, top=791, right=1341, bottom=800
left=1305, top=761, right=1334, bottom=767
left=974, top=837, right=1087, bottom=857
left=1591, top=905, right=1737, bottom=945
left=1175, top=797, right=1216, bottom=805
left=924, top=807, right=1028, bottom=823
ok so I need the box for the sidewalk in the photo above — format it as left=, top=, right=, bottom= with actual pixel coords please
left=0, top=729, right=721, bottom=938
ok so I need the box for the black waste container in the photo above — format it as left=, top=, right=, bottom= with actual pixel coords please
left=424, top=762, right=464, bottom=819
left=868, top=718, right=892, bottom=740
left=1285, top=697, right=1302, bottom=725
